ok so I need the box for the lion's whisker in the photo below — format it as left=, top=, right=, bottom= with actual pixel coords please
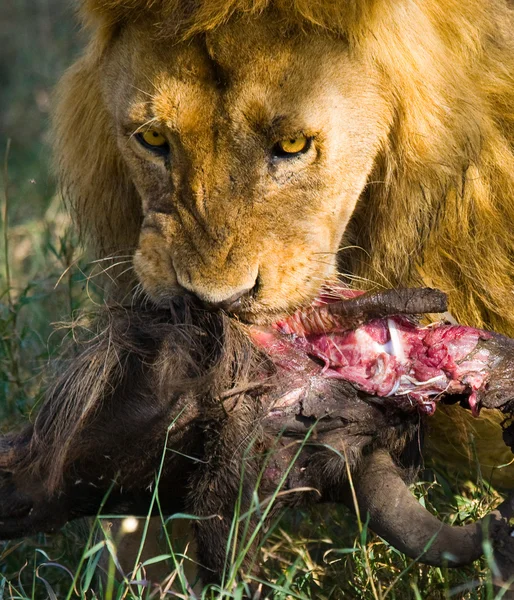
left=129, top=84, right=156, bottom=100
left=89, top=255, right=134, bottom=264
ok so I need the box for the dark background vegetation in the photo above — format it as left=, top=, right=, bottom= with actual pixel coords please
left=0, top=0, right=85, bottom=421
left=1, top=0, right=80, bottom=224
left=0, top=2, right=506, bottom=598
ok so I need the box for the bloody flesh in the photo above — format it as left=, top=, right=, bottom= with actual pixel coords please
left=250, top=287, right=495, bottom=416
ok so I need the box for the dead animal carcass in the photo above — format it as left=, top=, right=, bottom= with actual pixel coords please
left=1, top=287, right=514, bottom=592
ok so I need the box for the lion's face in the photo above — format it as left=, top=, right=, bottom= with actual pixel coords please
left=102, top=17, right=393, bottom=323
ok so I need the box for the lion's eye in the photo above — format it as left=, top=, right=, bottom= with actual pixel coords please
left=273, top=135, right=311, bottom=158
left=136, top=130, right=169, bottom=153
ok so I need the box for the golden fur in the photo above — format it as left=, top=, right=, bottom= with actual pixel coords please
left=54, top=0, right=514, bottom=479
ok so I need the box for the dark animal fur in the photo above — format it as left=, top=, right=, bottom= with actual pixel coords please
left=0, top=298, right=421, bottom=584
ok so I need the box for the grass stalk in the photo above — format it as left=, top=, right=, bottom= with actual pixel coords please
left=3, top=139, right=12, bottom=310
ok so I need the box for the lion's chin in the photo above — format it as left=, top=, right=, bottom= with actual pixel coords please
left=218, top=295, right=325, bottom=326
left=233, top=308, right=288, bottom=326
left=204, top=300, right=303, bottom=326
left=143, top=288, right=310, bottom=326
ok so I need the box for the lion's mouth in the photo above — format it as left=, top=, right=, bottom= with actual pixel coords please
left=249, top=286, right=495, bottom=416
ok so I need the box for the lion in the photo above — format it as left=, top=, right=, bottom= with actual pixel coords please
left=50, top=0, right=514, bottom=578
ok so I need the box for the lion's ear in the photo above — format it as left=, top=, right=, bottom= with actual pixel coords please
left=52, top=52, right=142, bottom=259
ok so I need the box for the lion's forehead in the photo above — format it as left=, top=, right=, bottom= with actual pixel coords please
left=114, top=20, right=354, bottom=133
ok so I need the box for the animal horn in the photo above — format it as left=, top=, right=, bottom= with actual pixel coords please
left=347, top=450, right=514, bottom=568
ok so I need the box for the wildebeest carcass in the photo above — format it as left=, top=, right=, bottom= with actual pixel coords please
left=1, top=287, right=514, bottom=594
